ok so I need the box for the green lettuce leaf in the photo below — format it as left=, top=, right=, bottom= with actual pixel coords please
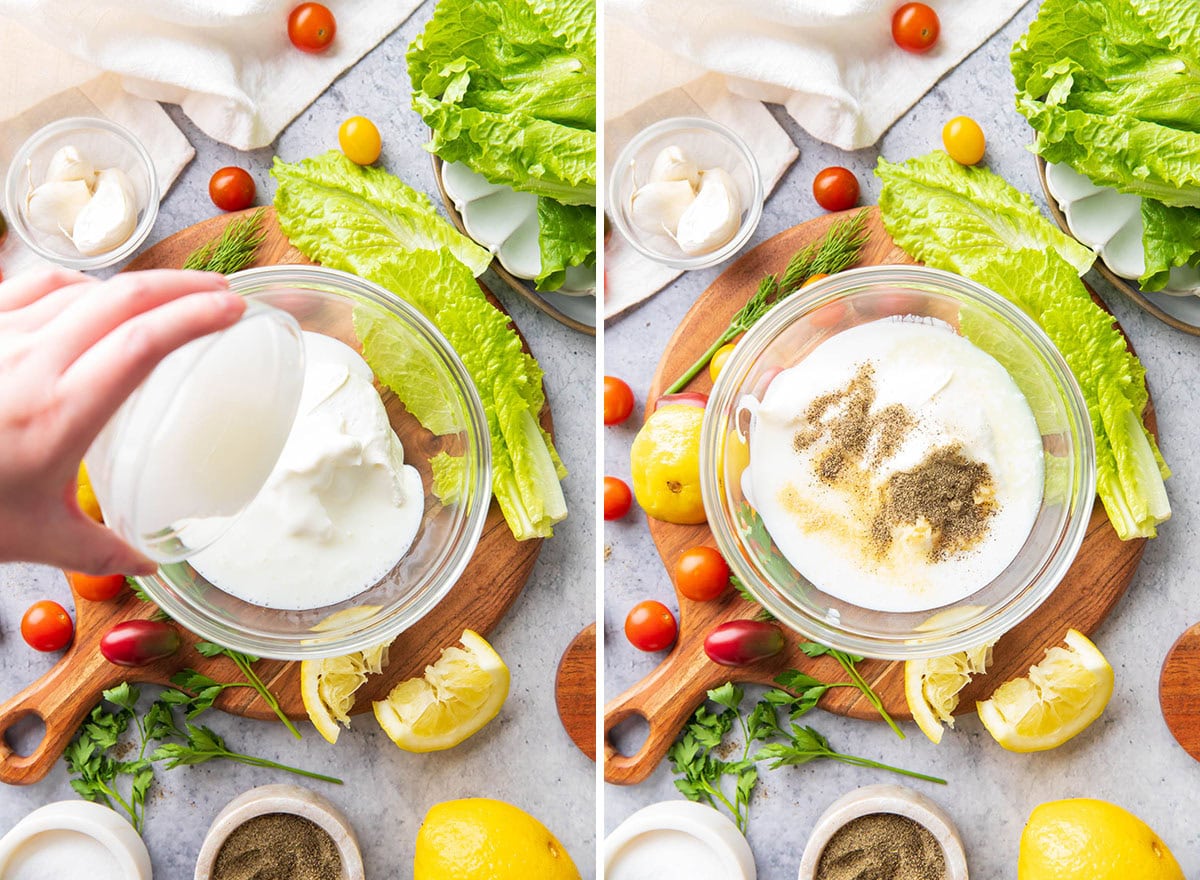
left=406, top=0, right=596, bottom=206
left=1140, top=200, right=1200, bottom=291
left=875, top=151, right=1094, bottom=276
left=877, top=153, right=1169, bottom=539
left=273, top=152, right=567, bottom=541
left=535, top=199, right=595, bottom=290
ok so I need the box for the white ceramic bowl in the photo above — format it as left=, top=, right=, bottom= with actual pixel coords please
left=0, top=800, right=152, bottom=880
left=3, top=117, right=158, bottom=270
left=605, top=800, right=756, bottom=880
left=797, top=785, right=968, bottom=880
left=194, top=784, right=364, bottom=880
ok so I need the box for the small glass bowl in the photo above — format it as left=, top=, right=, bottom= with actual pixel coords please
left=701, top=266, right=1095, bottom=659
left=609, top=117, right=763, bottom=270
left=130, top=267, right=492, bottom=660
left=4, top=117, right=158, bottom=270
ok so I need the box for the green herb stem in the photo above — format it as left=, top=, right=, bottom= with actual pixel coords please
left=665, top=328, right=738, bottom=395
left=182, top=208, right=266, bottom=274
left=839, top=658, right=904, bottom=739
left=216, top=752, right=343, bottom=784
left=825, top=752, right=946, bottom=785
left=230, top=654, right=301, bottom=739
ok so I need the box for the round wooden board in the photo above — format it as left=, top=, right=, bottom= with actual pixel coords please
left=555, top=623, right=597, bottom=761
left=0, top=208, right=550, bottom=786
left=1159, top=622, right=1200, bottom=764
left=1035, top=156, right=1200, bottom=337
left=604, top=207, right=1152, bottom=785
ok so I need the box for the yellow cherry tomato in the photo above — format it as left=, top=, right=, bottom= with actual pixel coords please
left=709, top=343, right=737, bottom=383
left=801, top=272, right=830, bottom=288
left=942, top=116, right=986, bottom=165
left=339, top=116, right=382, bottom=165
left=630, top=404, right=706, bottom=524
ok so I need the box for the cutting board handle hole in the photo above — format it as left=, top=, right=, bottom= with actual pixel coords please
left=607, top=712, right=650, bottom=757
left=2, top=711, right=46, bottom=758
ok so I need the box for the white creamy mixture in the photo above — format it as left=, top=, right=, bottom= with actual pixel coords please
left=190, top=332, right=424, bottom=610
left=746, top=317, right=1043, bottom=613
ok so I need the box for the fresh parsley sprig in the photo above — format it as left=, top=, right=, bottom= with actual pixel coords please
left=800, top=641, right=904, bottom=739
left=664, top=209, right=870, bottom=394
left=65, top=683, right=338, bottom=832
left=193, top=641, right=301, bottom=739
left=669, top=681, right=941, bottom=833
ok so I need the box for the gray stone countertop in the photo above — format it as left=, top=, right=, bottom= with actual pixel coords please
left=0, top=4, right=597, bottom=877
left=603, top=3, right=1200, bottom=878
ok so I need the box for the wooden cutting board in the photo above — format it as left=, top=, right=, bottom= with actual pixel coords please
left=1159, top=623, right=1200, bottom=764
left=604, top=208, right=1152, bottom=785
left=555, top=623, right=597, bottom=761
left=0, top=208, right=549, bottom=785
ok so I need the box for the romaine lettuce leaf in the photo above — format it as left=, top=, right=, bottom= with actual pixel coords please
left=877, top=153, right=1169, bottom=539
left=535, top=199, right=595, bottom=291
left=1140, top=200, right=1200, bottom=291
left=875, top=151, right=1094, bottom=276
left=273, top=152, right=567, bottom=541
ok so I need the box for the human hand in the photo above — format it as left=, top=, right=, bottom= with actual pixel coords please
left=0, top=267, right=246, bottom=575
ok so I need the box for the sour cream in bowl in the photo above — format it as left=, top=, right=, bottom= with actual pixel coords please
left=701, top=266, right=1095, bottom=660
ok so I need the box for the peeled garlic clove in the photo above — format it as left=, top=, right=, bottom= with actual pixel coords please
left=26, top=179, right=93, bottom=237
left=630, top=179, right=696, bottom=236
left=649, top=146, right=699, bottom=187
left=675, top=168, right=742, bottom=255
left=46, top=146, right=96, bottom=188
left=72, top=168, right=138, bottom=256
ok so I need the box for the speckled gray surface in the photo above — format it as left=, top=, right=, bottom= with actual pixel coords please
left=0, top=5, right=597, bottom=877
left=603, top=3, right=1200, bottom=878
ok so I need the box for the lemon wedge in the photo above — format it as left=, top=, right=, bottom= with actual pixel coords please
left=300, top=641, right=390, bottom=744
left=373, top=629, right=509, bottom=753
left=905, top=641, right=993, bottom=744
left=977, top=629, right=1113, bottom=753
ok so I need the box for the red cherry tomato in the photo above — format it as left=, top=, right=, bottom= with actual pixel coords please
left=892, top=3, right=940, bottom=54
left=654, top=392, right=708, bottom=412
left=812, top=167, right=860, bottom=212
left=288, top=3, right=336, bottom=53
left=674, top=546, right=731, bottom=602
left=20, top=601, right=73, bottom=652
left=625, top=600, right=678, bottom=652
left=68, top=572, right=126, bottom=602
left=100, top=620, right=182, bottom=667
left=604, top=376, right=636, bottom=425
left=604, top=476, right=633, bottom=520
left=704, top=620, right=786, bottom=666
left=208, top=167, right=255, bottom=212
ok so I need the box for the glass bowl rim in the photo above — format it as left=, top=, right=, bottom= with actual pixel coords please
left=134, top=265, right=493, bottom=659
left=608, top=115, right=764, bottom=271
left=700, top=263, right=1097, bottom=659
left=3, top=116, right=160, bottom=270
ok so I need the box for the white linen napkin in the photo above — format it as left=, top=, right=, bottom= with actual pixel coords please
left=607, top=0, right=1029, bottom=152
left=0, top=0, right=421, bottom=151
left=604, top=25, right=800, bottom=320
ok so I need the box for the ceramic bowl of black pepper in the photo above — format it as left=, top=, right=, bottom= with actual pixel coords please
left=194, top=784, right=364, bottom=880
left=701, top=265, right=1095, bottom=660
left=797, top=784, right=968, bottom=880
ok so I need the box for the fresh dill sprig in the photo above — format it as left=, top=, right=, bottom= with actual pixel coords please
left=182, top=208, right=266, bottom=273
left=664, top=209, right=870, bottom=394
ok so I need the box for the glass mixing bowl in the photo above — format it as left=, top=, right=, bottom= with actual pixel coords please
left=701, top=265, right=1095, bottom=659
left=132, top=266, right=491, bottom=659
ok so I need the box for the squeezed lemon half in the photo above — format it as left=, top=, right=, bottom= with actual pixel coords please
left=905, top=641, right=993, bottom=744
left=300, top=607, right=391, bottom=744
left=373, top=629, right=509, bottom=753
left=977, top=628, right=1113, bottom=753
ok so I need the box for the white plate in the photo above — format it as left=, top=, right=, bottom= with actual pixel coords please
left=1043, top=162, right=1200, bottom=327
left=439, top=162, right=597, bottom=301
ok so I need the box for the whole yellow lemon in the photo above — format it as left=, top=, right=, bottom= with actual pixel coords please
left=1018, top=798, right=1182, bottom=880
left=630, top=404, right=706, bottom=524
left=414, top=798, right=580, bottom=880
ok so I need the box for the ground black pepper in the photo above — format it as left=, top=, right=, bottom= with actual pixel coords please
left=816, top=812, right=946, bottom=880
left=212, top=812, right=343, bottom=880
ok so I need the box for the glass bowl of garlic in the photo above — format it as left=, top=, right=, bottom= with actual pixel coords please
left=4, top=117, right=159, bottom=270
left=609, top=117, right=763, bottom=271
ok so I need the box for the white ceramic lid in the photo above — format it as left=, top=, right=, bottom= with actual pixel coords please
left=0, top=800, right=152, bottom=880
left=605, top=800, right=756, bottom=880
